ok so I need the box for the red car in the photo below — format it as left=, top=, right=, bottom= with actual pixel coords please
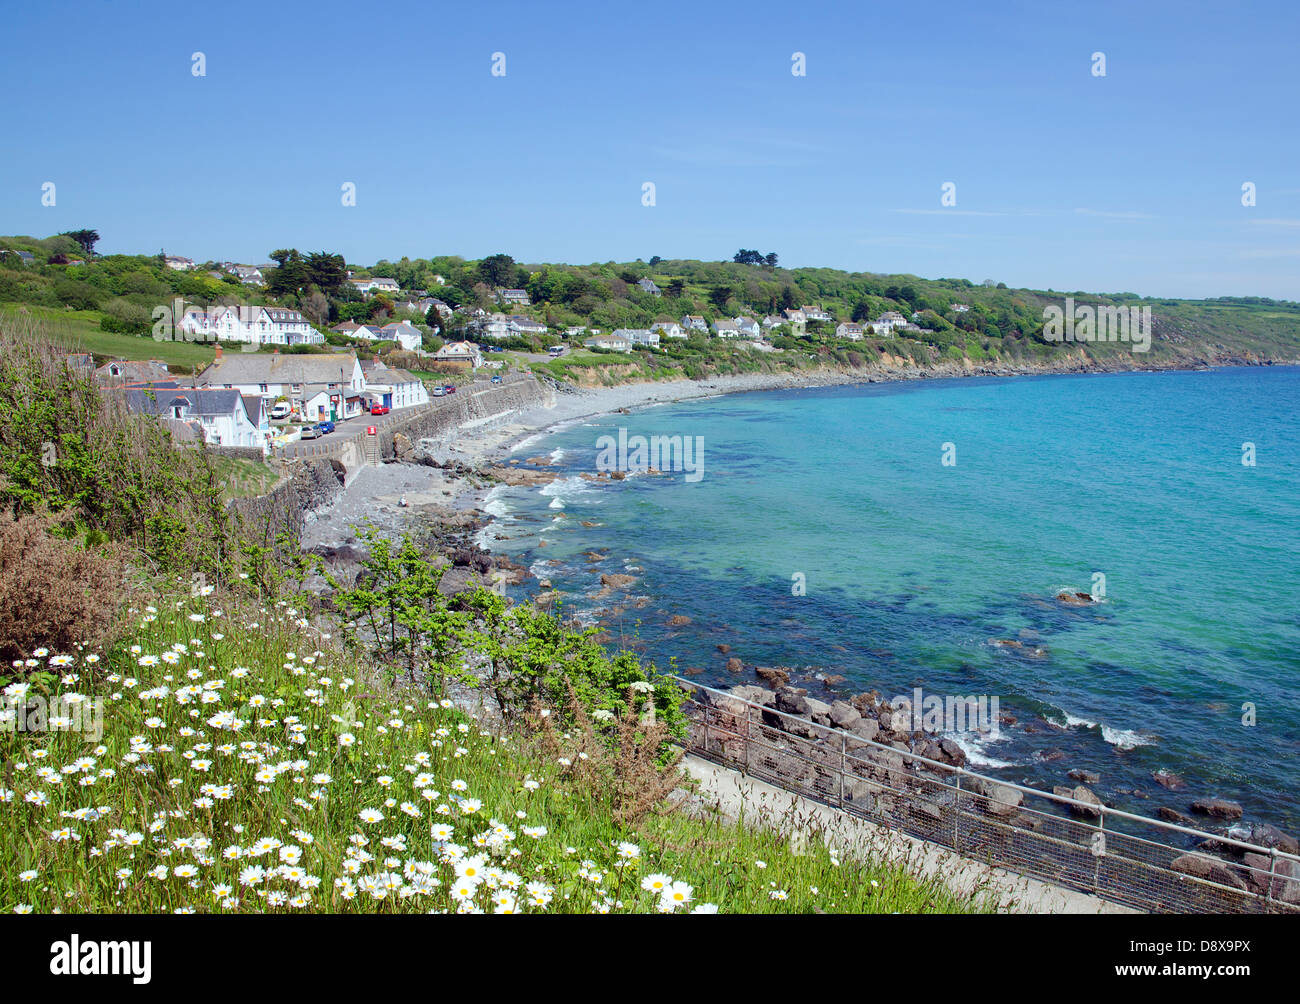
left=369, top=403, right=390, bottom=416
left=444, top=385, right=456, bottom=395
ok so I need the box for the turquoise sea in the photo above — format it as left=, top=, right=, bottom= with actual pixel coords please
left=480, top=367, right=1300, bottom=828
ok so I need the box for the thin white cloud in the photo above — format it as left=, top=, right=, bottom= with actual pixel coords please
left=1072, top=208, right=1157, bottom=220
left=1246, top=217, right=1300, bottom=227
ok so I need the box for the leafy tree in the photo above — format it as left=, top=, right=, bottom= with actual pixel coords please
left=305, top=251, right=346, bottom=294
left=478, top=253, right=518, bottom=289
left=709, top=285, right=733, bottom=311
left=59, top=230, right=100, bottom=257
left=266, top=249, right=310, bottom=298
left=764, top=252, right=778, bottom=268
left=666, top=279, right=685, bottom=299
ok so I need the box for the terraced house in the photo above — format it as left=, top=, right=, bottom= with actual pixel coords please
left=198, top=347, right=367, bottom=421
left=360, top=359, right=431, bottom=411
left=178, top=304, right=325, bottom=345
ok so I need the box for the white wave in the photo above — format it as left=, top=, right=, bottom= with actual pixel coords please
left=538, top=475, right=597, bottom=511
left=1100, top=725, right=1156, bottom=751
left=549, top=447, right=566, bottom=463
left=480, top=485, right=512, bottom=518
left=941, top=731, right=1016, bottom=769
left=528, top=558, right=562, bottom=580
left=1046, top=708, right=1155, bottom=750
left=509, top=432, right=546, bottom=455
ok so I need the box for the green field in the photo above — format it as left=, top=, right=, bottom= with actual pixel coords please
left=0, top=303, right=218, bottom=371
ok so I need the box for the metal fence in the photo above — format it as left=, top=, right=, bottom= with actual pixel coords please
left=673, top=677, right=1300, bottom=914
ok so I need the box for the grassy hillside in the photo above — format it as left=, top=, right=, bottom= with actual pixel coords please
left=5, top=235, right=1300, bottom=380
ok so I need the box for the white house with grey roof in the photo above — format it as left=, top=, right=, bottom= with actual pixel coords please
left=349, top=276, right=401, bottom=295
left=198, top=347, right=366, bottom=420
left=177, top=305, right=324, bottom=346
left=613, top=328, right=659, bottom=348
left=119, top=387, right=264, bottom=450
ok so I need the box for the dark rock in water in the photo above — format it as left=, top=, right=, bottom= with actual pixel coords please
left=1226, top=822, right=1300, bottom=856
left=666, top=614, right=692, bottom=627
left=1069, top=785, right=1104, bottom=818
left=1055, top=591, right=1095, bottom=606
left=683, top=666, right=705, bottom=676
left=1170, top=853, right=1248, bottom=890
left=754, top=666, right=789, bottom=688
left=1152, top=770, right=1186, bottom=791
left=821, top=673, right=846, bottom=686
left=1037, top=749, right=1066, bottom=762
left=724, top=657, right=743, bottom=673
left=716, top=644, right=731, bottom=654
left=1158, top=806, right=1195, bottom=825
left=1054, top=784, right=1103, bottom=818
left=1068, top=769, right=1101, bottom=784
left=1190, top=797, right=1244, bottom=820
left=971, top=777, right=1023, bottom=818
left=1242, top=854, right=1300, bottom=903
left=939, top=738, right=966, bottom=766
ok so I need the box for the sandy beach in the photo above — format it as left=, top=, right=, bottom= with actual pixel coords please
left=300, top=369, right=866, bottom=550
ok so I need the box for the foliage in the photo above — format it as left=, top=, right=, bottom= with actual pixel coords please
left=0, top=597, right=993, bottom=914
left=0, top=510, right=126, bottom=663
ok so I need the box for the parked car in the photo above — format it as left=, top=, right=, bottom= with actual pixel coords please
left=369, top=403, right=390, bottom=416
left=270, top=401, right=291, bottom=420
left=491, top=375, right=502, bottom=384
left=315, top=420, right=335, bottom=436
left=432, top=386, right=445, bottom=397
left=299, top=425, right=319, bottom=440
left=443, top=385, right=456, bottom=395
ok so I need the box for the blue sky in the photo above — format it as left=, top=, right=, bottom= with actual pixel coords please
left=4, top=0, right=1300, bottom=299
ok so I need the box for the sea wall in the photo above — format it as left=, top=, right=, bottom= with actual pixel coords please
left=377, top=375, right=554, bottom=458
left=229, top=457, right=346, bottom=536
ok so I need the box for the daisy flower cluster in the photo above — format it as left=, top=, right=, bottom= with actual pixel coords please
left=0, top=596, right=727, bottom=915
left=1, top=592, right=984, bottom=916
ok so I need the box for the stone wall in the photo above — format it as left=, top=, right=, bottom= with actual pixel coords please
left=229, top=457, right=345, bottom=537
left=208, top=445, right=267, bottom=462
left=375, top=376, right=553, bottom=459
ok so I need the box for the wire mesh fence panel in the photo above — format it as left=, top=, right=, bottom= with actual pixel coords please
left=674, top=678, right=1299, bottom=914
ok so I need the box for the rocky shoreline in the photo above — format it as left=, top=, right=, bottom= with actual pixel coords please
left=696, top=661, right=1299, bottom=903
left=284, top=360, right=1300, bottom=900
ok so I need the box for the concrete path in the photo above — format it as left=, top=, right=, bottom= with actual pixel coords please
left=682, top=754, right=1135, bottom=914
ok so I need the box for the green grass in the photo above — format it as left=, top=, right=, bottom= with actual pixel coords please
left=0, top=304, right=218, bottom=371
left=212, top=457, right=281, bottom=499
left=0, top=594, right=994, bottom=914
